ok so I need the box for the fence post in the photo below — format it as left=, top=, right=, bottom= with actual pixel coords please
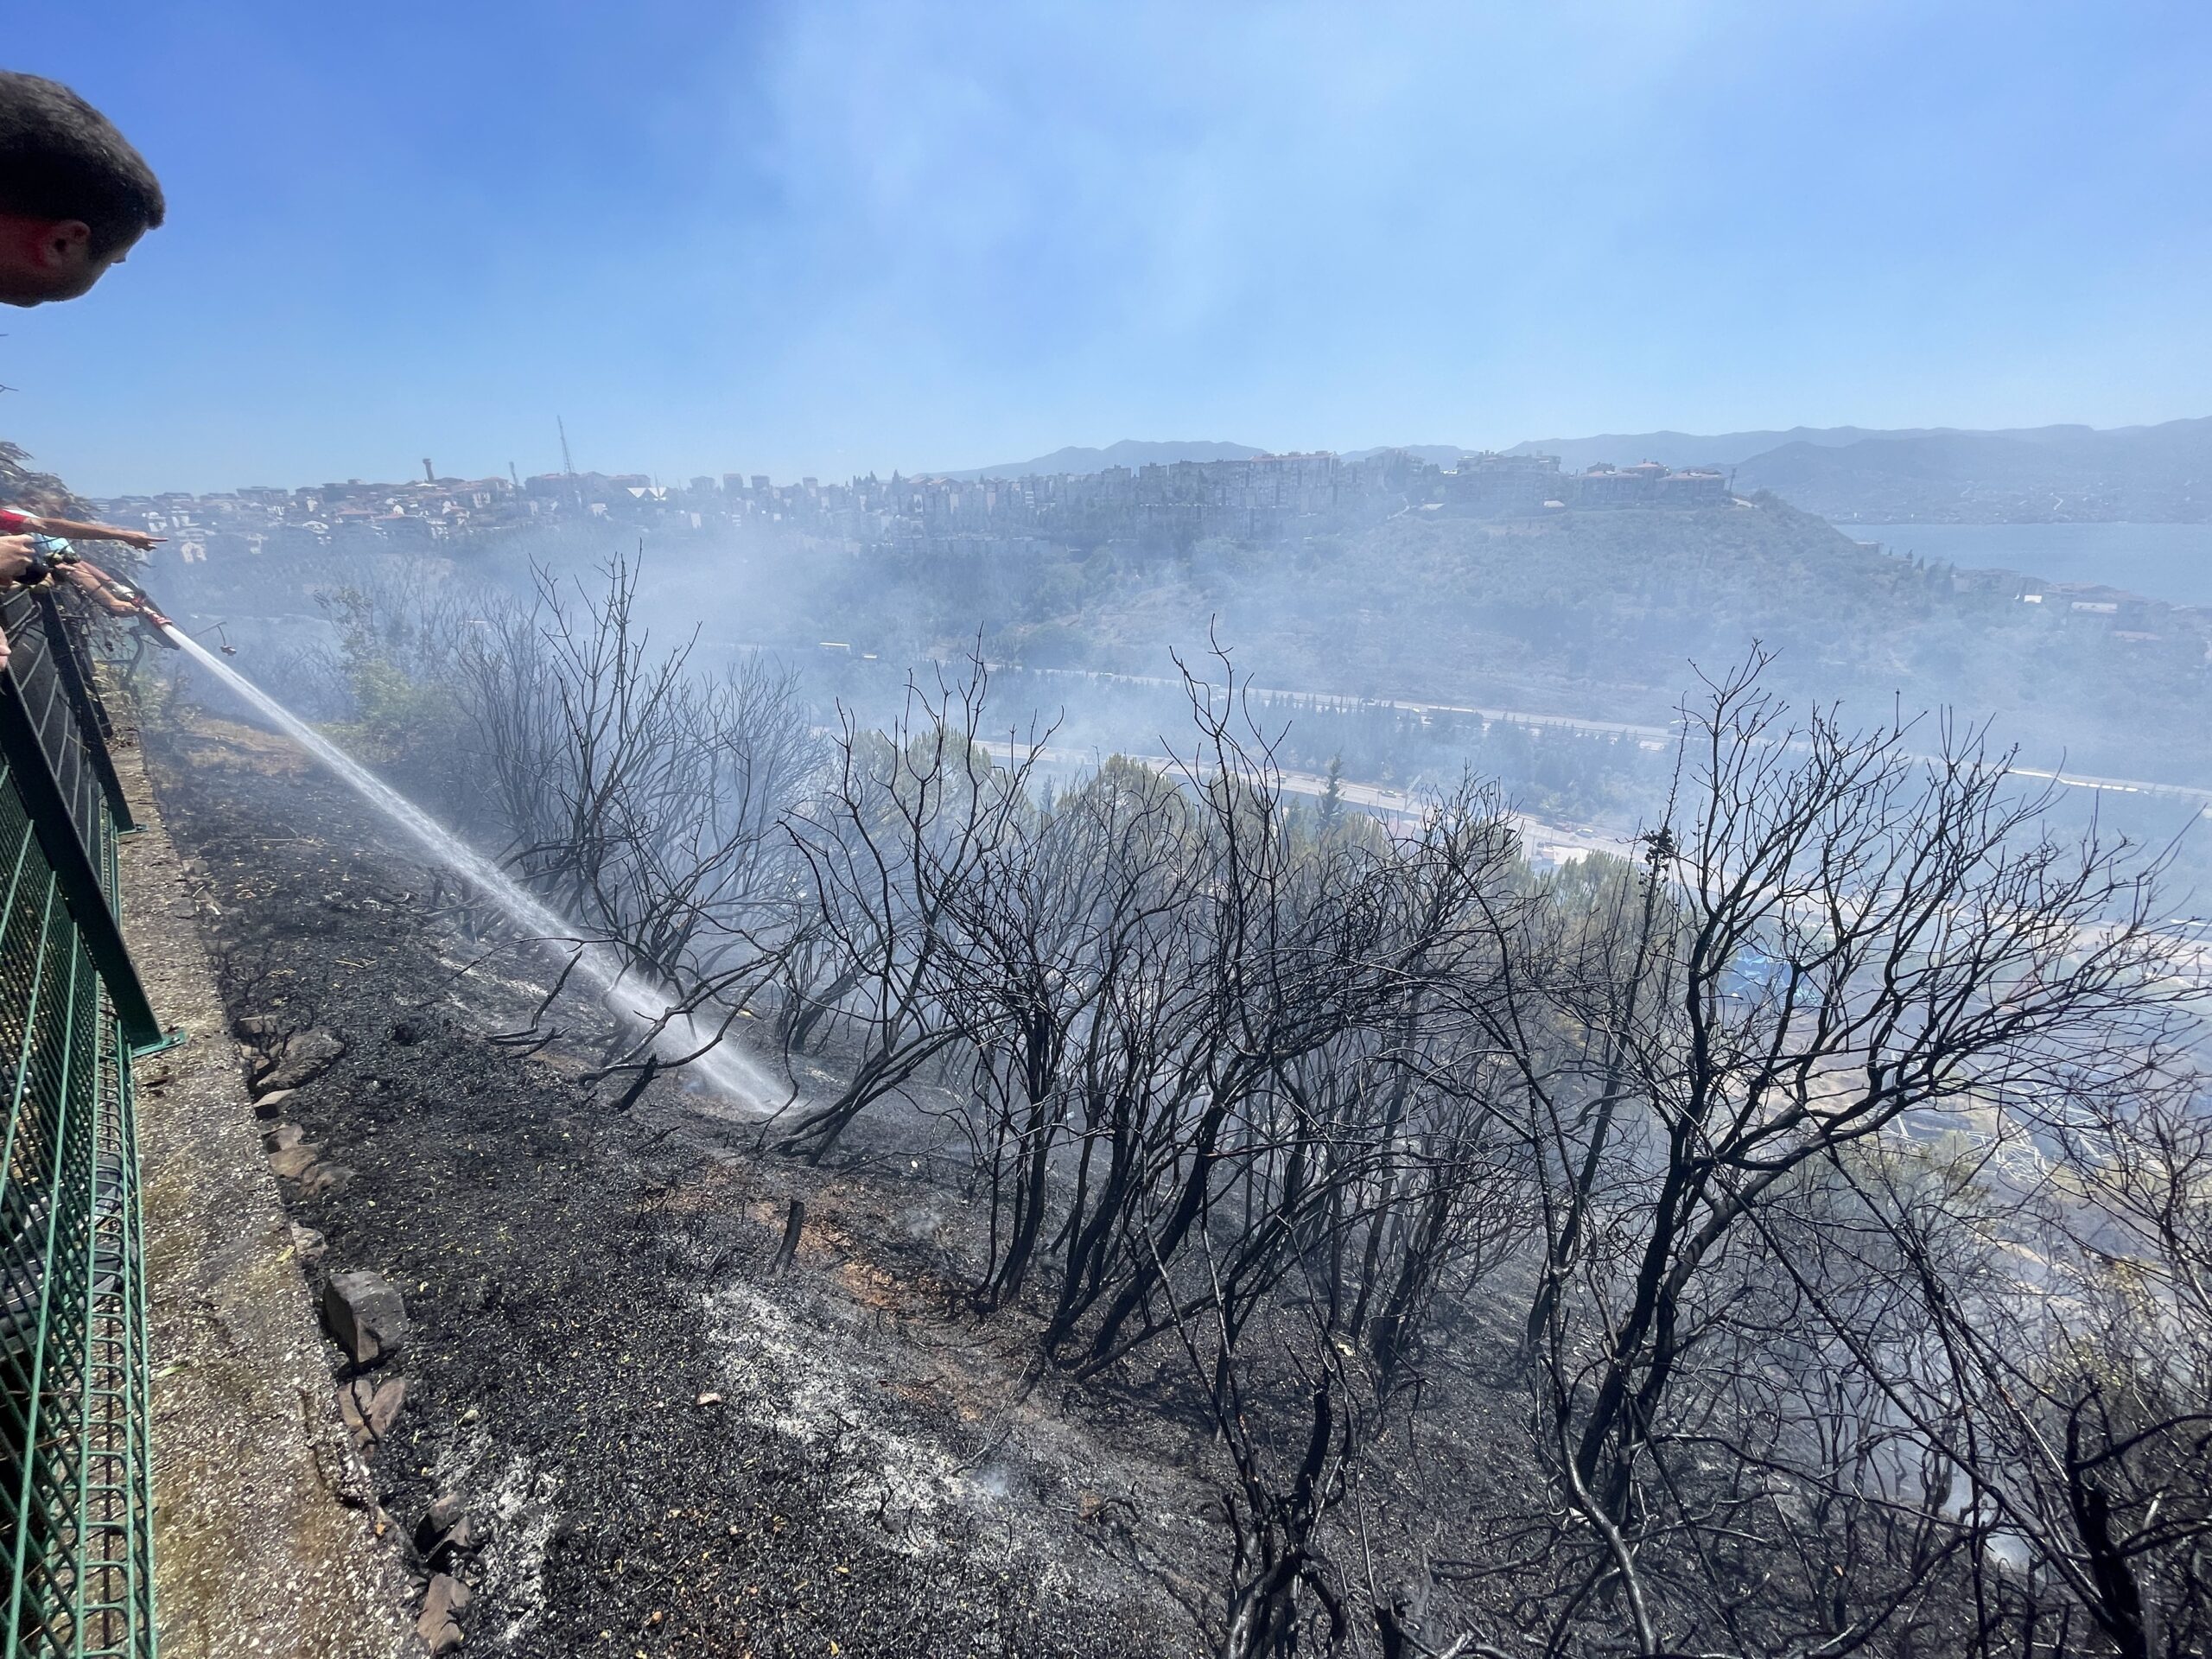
left=31, top=591, right=133, bottom=832
left=0, top=594, right=166, bottom=1052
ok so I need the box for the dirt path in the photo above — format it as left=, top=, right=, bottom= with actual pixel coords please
left=123, top=723, right=413, bottom=1659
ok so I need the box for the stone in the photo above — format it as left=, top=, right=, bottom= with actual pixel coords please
left=340, top=1376, right=408, bottom=1451
left=360, top=1376, right=407, bottom=1440
left=232, top=1013, right=283, bottom=1042
left=296, top=1162, right=354, bottom=1198
left=288, top=1222, right=326, bottom=1263
left=414, top=1493, right=465, bottom=1558
left=416, top=1573, right=470, bottom=1653
left=262, top=1027, right=346, bottom=1090
left=321, top=1270, right=408, bottom=1365
left=429, top=1493, right=462, bottom=1529
left=694, top=1391, right=722, bottom=1408
left=335, top=1380, right=367, bottom=1445
left=267, top=1143, right=320, bottom=1179
left=263, top=1122, right=305, bottom=1152
left=251, top=1087, right=295, bottom=1119
left=1077, top=1489, right=1106, bottom=1522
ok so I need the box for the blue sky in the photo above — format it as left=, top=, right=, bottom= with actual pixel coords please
left=5, top=0, right=2209, bottom=494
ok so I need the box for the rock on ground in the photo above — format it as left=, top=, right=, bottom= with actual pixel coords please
left=416, top=1573, right=471, bottom=1654
left=262, top=1027, right=347, bottom=1090
left=323, top=1270, right=410, bottom=1365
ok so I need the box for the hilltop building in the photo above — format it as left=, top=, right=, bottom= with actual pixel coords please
left=84, top=448, right=1737, bottom=570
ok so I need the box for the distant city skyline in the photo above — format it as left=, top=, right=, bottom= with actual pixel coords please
left=6, top=1, right=2209, bottom=496
left=63, top=416, right=2212, bottom=505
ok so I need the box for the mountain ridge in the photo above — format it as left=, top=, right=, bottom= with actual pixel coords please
left=939, top=439, right=1265, bottom=480
left=934, top=419, right=2211, bottom=521
left=1732, top=417, right=2212, bottom=523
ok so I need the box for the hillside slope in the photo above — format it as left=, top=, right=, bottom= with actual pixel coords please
left=1734, top=417, right=2212, bottom=523
left=1506, top=425, right=1945, bottom=471
left=969, top=498, right=2212, bottom=785
left=944, top=438, right=1265, bottom=480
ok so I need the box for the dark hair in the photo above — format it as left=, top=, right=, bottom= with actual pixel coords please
left=0, top=72, right=164, bottom=255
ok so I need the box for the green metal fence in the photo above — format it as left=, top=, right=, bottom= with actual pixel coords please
left=0, top=585, right=161, bottom=1658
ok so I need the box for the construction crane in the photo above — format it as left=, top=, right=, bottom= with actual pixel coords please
left=557, top=416, right=582, bottom=510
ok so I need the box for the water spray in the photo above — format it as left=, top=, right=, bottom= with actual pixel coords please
left=158, top=623, right=779, bottom=1112
left=136, top=605, right=181, bottom=650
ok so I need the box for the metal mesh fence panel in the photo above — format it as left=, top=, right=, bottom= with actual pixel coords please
left=0, top=588, right=156, bottom=1658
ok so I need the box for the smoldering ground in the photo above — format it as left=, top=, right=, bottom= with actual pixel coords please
left=131, top=499, right=2212, bottom=1657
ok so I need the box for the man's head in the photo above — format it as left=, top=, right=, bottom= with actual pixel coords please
left=0, top=72, right=163, bottom=306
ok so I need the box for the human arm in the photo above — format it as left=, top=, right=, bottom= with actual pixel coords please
left=0, top=537, right=35, bottom=671
left=54, top=559, right=141, bottom=616
left=54, top=557, right=170, bottom=626
left=20, top=513, right=162, bottom=551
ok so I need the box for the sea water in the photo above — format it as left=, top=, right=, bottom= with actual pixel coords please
left=1841, top=522, right=2212, bottom=607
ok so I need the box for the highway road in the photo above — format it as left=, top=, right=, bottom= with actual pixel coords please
left=1007, top=663, right=2212, bottom=811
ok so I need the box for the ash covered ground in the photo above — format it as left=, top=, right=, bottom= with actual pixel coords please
left=146, top=709, right=1243, bottom=1658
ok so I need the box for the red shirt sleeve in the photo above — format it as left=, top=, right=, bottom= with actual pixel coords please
left=0, top=510, right=32, bottom=533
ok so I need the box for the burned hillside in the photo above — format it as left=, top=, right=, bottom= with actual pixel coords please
left=146, top=709, right=1225, bottom=1657
left=123, top=558, right=2212, bottom=1657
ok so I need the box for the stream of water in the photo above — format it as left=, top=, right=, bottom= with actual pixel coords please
left=165, top=626, right=780, bottom=1110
